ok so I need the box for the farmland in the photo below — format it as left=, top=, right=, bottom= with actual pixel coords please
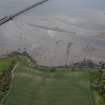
left=0, top=55, right=95, bottom=105
left=0, top=57, right=15, bottom=74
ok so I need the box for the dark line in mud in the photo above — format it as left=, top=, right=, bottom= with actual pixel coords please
left=28, top=23, right=75, bottom=34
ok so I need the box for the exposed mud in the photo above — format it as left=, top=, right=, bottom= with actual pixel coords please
left=0, top=11, right=105, bottom=66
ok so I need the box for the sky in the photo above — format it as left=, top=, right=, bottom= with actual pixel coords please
left=0, top=0, right=105, bottom=16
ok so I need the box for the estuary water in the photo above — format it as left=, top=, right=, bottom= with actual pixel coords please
left=0, top=0, right=105, bottom=66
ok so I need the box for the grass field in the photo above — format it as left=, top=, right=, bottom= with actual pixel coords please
left=2, top=56, right=95, bottom=105
left=0, top=57, right=15, bottom=74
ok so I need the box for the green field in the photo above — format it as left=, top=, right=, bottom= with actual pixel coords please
left=0, top=58, right=13, bottom=74
left=2, top=56, right=95, bottom=105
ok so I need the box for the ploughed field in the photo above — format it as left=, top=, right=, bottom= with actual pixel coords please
left=0, top=55, right=95, bottom=105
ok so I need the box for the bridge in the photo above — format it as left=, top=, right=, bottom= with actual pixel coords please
left=0, top=0, right=48, bottom=26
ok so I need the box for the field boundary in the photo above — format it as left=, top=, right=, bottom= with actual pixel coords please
left=88, top=71, right=96, bottom=105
